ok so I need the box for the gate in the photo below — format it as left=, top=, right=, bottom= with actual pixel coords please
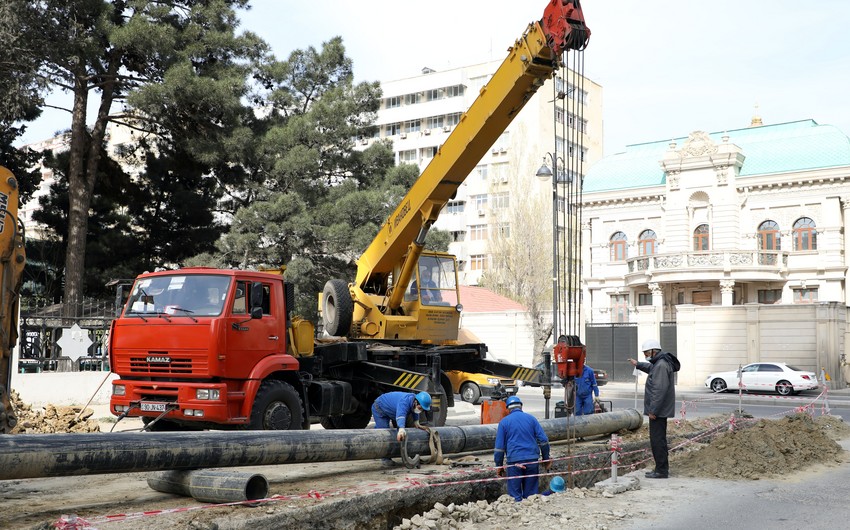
left=660, top=321, right=677, bottom=356
left=584, top=323, right=638, bottom=382
left=18, top=299, right=116, bottom=373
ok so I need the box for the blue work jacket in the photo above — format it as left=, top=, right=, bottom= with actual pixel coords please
left=494, top=408, right=550, bottom=465
left=373, top=392, right=420, bottom=428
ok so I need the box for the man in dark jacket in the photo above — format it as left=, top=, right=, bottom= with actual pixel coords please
left=628, top=339, right=681, bottom=478
left=494, top=396, right=551, bottom=500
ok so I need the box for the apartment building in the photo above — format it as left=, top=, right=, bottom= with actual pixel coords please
left=367, top=61, right=603, bottom=285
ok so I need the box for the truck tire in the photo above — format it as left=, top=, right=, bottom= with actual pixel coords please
left=425, top=385, right=448, bottom=427
left=322, top=279, right=353, bottom=337
left=249, top=380, right=305, bottom=430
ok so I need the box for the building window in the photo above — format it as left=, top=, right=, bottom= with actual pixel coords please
left=638, top=229, right=657, bottom=256
left=469, top=224, right=488, bottom=241
left=421, top=146, right=438, bottom=159
left=491, top=163, right=509, bottom=184
left=445, top=84, right=464, bottom=98
left=399, top=149, right=417, bottom=163
left=610, top=294, right=629, bottom=323
left=446, top=112, right=461, bottom=126
left=446, top=201, right=465, bottom=214
left=638, top=293, right=652, bottom=306
left=450, top=230, right=466, bottom=242
left=404, top=92, right=422, bottom=105
left=491, top=192, right=510, bottom=209
left=471, top=194, right=488, bottom=211
left=385, top=96, right=401, bottom=109
left=758, top=289, right=782, bottom=304
left=470, top=254, right=487, bottom=270
left=693, top=224, right=709, bottom=251
left=403, top=120, right=421, bottom=133
left=794, top=288, right=817, bottom=304
left=387, top=122, right=402, bottom=135
left=426, top=115, right=444, bottom=129
left=610, top=231, right=627, bottom=261
left=758, top=220, right=781, bottom=250
left=426, top=88, right=442, bottom=101
left=497, top=223, right=510, bottom=238
left=473, top=165, right=488, bottom=180
left=793, top=217, right=817, bottom=251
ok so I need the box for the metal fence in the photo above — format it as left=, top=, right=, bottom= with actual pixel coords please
left=17, top=298, right=117, bottom=374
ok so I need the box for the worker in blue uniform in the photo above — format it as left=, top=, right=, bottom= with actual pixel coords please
left=371, top=391, right=432, bottom=466
left=493, top=396, right=551, bottom=500
left=575, top=364, right=600, bottom=416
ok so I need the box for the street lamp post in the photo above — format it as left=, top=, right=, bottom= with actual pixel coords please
left=536, top=156, right=559, bottom=345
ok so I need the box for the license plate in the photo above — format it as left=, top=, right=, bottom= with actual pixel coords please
left=141, top=402, right=168, bottom=412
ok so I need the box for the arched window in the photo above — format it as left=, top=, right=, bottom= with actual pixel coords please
left=693, top=224, right=709, bottom=251
left=609, top=231, right=627, bottom=261
left=793, top=217, right=817, bottom=250
left=638, top=229, right=657, bottom=256
left=758, top=221, right=781, bottom=250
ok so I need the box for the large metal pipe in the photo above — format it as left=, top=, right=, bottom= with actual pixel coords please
left=147, top=470, right=269, bottom=503
left=0, top=409, right=641, bottom=480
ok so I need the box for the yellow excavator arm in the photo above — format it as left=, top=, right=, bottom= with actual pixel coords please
left=0, top=166, right=26, bottom=434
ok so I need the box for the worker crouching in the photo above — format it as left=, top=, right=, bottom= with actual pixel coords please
left=493, top=396, right=551, bottom=501
left=371, top=391, right=432, bottom=467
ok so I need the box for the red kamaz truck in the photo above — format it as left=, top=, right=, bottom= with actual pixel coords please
left=109, top=0, right=590, bottom=430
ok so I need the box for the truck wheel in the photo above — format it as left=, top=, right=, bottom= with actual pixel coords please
left=460, top=382, right=481, bottom=404
left=322, top=279, right=353, bottom=337
left=249, top=380, right=305, bottom=430
left=426, top=385, right=448, bottom=427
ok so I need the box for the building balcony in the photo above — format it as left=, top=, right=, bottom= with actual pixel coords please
left=623, top=250, right=789, bottom=286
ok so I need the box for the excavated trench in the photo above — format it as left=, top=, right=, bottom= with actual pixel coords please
left=206, top=437, right=648, bottom=530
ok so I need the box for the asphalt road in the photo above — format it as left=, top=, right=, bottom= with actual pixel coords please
left=512, top=382, right=850, bottom=422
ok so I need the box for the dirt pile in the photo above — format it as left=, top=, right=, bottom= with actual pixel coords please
left=9, top=390, right=100, bottom=434
left=393, top=413, right=849, bottom=530
left=673, top=413, right=846, bottom=480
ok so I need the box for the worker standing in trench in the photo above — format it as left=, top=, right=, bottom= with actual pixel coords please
left=494, top=396, right=552, bottom=501
left=371, top=391, right=432, bottom=467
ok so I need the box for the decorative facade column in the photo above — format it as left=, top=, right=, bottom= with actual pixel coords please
left=720, top=279, right=735, bottom=306
left=649, top=282, right=663, bottom=308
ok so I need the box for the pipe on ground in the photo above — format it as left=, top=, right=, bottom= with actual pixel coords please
left=147, top=470, right=268, bottom=503
left=0, top=409, right=642, bottom=480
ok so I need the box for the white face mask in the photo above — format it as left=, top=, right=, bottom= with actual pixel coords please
left=643, top=351, right=653, bottom=359
left=414, top=403, right=423, bottom=413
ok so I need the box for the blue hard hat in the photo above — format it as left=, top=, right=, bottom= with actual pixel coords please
left=550, top=476, right=565, bottom=492
left=505, top=395, right=522, bottom=409
left=415, top=391, right=432, bottom=411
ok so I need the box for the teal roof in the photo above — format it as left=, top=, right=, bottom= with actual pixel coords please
left=583, top=120, right=850, bottom=193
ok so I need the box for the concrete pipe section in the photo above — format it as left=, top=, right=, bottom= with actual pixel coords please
left=0, top=409, right=642, bottom=481
left=147, top=470, right=269, bottom=503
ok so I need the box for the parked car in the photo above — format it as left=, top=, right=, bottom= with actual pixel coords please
left=522, top=362, right=608, bottom=387
left=445, top=370, right=518, bottom=404
left=704, top=362, right=819, bottom=396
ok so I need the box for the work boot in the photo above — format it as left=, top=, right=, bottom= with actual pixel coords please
left=381, top=458, right=396, bottom=468
left=644, top=471, right=668, bottom=479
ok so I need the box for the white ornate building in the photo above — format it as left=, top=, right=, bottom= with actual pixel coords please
left=580, top=119, right=850, bottom=385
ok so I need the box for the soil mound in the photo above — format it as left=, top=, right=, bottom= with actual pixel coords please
left=673, top=413, right=844, bottom=480
left=9, top=390, right=100, bottom=434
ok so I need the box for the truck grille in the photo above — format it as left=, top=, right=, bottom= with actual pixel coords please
left=129, top=356, right=193, bottom=374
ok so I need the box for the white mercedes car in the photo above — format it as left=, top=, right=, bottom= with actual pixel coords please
left=704, top=362, right=819, bottom=396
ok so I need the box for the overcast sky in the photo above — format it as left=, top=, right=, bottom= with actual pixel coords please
left=20, top=0, right=850, bottom=156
